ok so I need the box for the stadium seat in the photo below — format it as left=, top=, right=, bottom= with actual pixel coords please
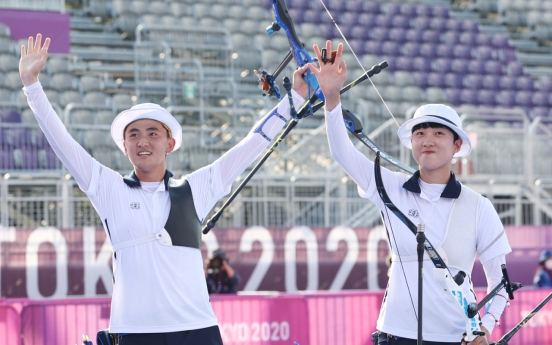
left=429, top=18, right=448, bottom=31
left=362, top=2, right=381, bottom=14
left=0, top=109, right=21, bottom=123
left=419, top=43, right=437, bottom=57
left=453, top=45, right=472, bottom=59
left=0, top=37, right=13, bottom=54
left=161, top=15, right=180, bottom=26
left=444, top=73, right=463, bottom=88
left=460, top=89, right=479, bottom=105
left=426, top=87, right=448, bottom=103
left=427, top=73, right=446, bottom=88
left=392, top=16, right=410, bottom=29
left=170, top=3, right=189, bottom=17
left=6, top=71, right=23, bottom=91
left=50, top=73, right=75, bottom=91
left=72, top=110, right=95, bottom=125
left=445, top=88, right=461, bottom=105
left=538, top=76, right=552, bottom=92
left=532, top=92, right=549, bottom=107
left=21, top=109, right=36, bottom=124
left=402, top=86, right=425, bottom=103
left=0, top=54, right=18, bottom=72
left=60, top=91, right=83, bottom=107
left=80, top=76, right=103, bottom=93
left=499, top=75, right=517, bottom=90
left=393, top=71, right=414, bottom=87
left=400, top=3, right=417, bottom=17
left=516, top=76, right=535, bottom=91
left=48, top=57, right=70, bottom=74
left=84, top=92, right=108, bottom=105
left=436, top=44, right=454, bottom=58
left=416, top=4, right=433, bottom=17
left=515, top=91, right=533, bottom=107
left=464, top=74, right=484, bottom=89
left=495, top=90, right=517, bottom=106
left=44, top=90, right=61, bottom=105
left=389, top=28, right=407, bottom=42
left=0, top=88, right=11, bottom=102
left=150, top=1, right=171, bottom=16
left=478, top=90, right=496, bottom=106
left=482, top=75, right=500, bottom=90
left=451, top=59, right=469, bottom=74
left=411, top=17, right=431, bottom=30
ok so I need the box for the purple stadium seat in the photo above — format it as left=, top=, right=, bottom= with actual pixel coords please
left=451, top=59, right=469, bottom=74
left=463, top=74, right=484, bottom=89
left=362, top=1, right=380, bottom=14
left=394, top=56, right=413, bottom=71
left=351, top=26, right=369, bottom=40
left=0, top=149, right=14, bottom=169
left=319, top=25, right=334, bottom=39
left=484, top=61, right=503, bottom=75
left=386, top=3, right=401, bottom=16
left=498, top=48, right=516, bottom=62
left=0, top=109, right=22, bottom=123
left=462, top=20, right=479, bottom=32
left=446, top=19, right=462, bottom=31
left=423, top=30, right=441, bottom=43
left=45, top=148, right=61, bottom=169
left=293, top=0, right=310, bottom=10
left=303, top=10, right=321, bottom=24
left=341, top=12, right=359, bottom=26
left=515, top=91, right=533, bottom=107
left=389, top=28, right=407, bottom=42
left=419, top=43, right=438, bottom=57
left=499, top=76, right=517, bottom=90
left=432, top=6, right=449, bottom=18
left=531, top=107, right=549, bottom=119
left=412, top=57, right=432, bottom=72
left=460, top=89, right=479, bottom=105
left=370, top=27, right=389, bottom=41
left=21, top=149, right=40, bottom=170
left=406, top=29, right=424, bottom=43
left=348, top=39, right=365, bottom=55
left=474, top=46, right=495, bottom=60
left=412, top=72, right=428, bottom=88
left=441, top=31, right=460, bottom=45
left=327, top=0, right=346, bottom=13
left=492, top=35, right=510, bottom=48
left=453, top=45, right=472, bottom=59
left=478, top=90, right=496, bottom=106
left=532, top=92, right=549, bottom=107
left=482, top=75, right=500, bottom=90
left=381, top=41, right=401, bottom=55
left=444, top=73, right=463, bottom=88
left=411, top=17, right=431, bottom=30
left=416, top=4, right=433, bottom=17
left=459, top=32, right=477, bottom=45
left=332, top=25, right=352, bottom=38
left=400, top=3, right=417, bottom=17
left=432, top=58, right=452, bottom=73
left=401, top=42, right=420, bottom=57
left=538, top=77, right=552, bottom=92
left=429, top=18, right=448, bottom=31
left=357, top=13, right=377, bottom=27
left=496, top=90, right=516, bottom=107
left=506, top=62, right=524, bottom=76
left=445, top=88, right=462, bottom=106
left=28, top=130, right=48, bottom=149
left=427, top=73, right=446, bottom=87
left=364, top=41, right=382, bottom=55
left=476, top=33, right=493, bottom=46
left=375, top=15, right=393, bottom=28
left=392, top=15, right=410, bottom=29
left=288, top=9, right=303, bottom=24
left=468, top=60, right=486, bottom=74
left=516, top=76, right=535, bottom=91
left=345, top=1, right=363, bottom=13
left=436, top=44, right=454, bottom=58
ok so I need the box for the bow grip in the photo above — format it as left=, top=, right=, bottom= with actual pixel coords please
left=342, top=108, right=363, bottom=133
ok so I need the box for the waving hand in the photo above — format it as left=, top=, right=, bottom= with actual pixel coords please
left=19, top=33, right=50, bottom=87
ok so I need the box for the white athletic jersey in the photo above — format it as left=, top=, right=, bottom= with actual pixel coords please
left=24, top=81, right=303, bottom=333
left=325, top=104, right=512, bottom=342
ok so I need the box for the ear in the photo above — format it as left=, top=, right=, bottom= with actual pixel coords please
left=453, top=138, right=463, bottom=154
left=166, top=137, right=176, bottom=153
left=123, top=141, right=128, bottom=156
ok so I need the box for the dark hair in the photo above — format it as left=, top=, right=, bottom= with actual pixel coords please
left=412, top=122, right=460, bottom=143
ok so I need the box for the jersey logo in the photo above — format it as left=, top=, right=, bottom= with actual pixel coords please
left=130, top=202, right=140, bottom=210
left=408, top=209, right=419, bottom=218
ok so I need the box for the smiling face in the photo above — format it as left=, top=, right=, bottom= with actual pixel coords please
left=123, top=119, right=175, bottom=177
left=411, top=123, right=462, bottom=173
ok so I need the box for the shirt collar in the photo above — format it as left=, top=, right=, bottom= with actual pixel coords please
left=402, top=170, right=461, bottom=199
left=123, top=170, right=174, bottom=189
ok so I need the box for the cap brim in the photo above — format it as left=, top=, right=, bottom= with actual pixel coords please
left=111, top=107, right=182, bottom=153
left=398, top=115, right=472, bottom=157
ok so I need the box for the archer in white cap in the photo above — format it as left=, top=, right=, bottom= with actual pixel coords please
left=307, top=40, right=511, bottom=345
left=20, top=34, right=310, bottom=345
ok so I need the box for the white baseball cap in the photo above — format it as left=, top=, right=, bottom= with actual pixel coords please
left=397, top=104, right=472, bottom=157
left=111, top=103, right=182, bottom=153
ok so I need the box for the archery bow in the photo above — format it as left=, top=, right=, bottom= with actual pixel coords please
left=255, top=0, right=324, bottom=106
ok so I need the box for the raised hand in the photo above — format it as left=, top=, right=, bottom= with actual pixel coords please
left=292, top=64, right=310, bottom=99
left=307, top=40, right=347, bottom=112
left=19, top=34, right=50, bottom=87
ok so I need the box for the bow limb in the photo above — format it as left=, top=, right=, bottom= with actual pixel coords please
left=316, top=0, right=400, bottom=128
left=374, top=152, right=484, bottom=342
left=270, top=0, right=324, bottom=101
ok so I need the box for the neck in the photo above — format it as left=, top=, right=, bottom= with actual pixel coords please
left=134, top=164, right=167, bottom=182
left=419, top=164, right=452, bottom=184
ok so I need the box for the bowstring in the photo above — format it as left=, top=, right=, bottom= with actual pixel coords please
left=317, top=0, right=400, bottom=128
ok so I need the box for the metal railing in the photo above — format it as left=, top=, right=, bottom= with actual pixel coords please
left=0, top=0, right=65, bottom=12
